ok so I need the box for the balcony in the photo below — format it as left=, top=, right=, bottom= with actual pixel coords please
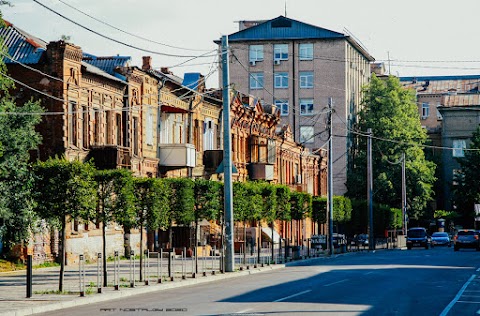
left=158, top=143, right=196, bottom=168
left=203, top=150, right=223, bottom=171
left=247, top=163, right=274, bottom=181
left=87, top=145, right=131, bottom=169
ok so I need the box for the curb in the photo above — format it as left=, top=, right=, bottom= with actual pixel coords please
left=5, top=264, right=286, bottom=316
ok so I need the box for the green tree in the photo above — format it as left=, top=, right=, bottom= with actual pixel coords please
left=95, top=168, right=135, bottom=286
left=0, top=17, right=43, bottom=253
left=289, top=191, right=312, bottom=245
left=347, top=74, right=436, bottom=221
left=258, top=182, right=277, bottom=260
left=165, top=178, right=194, bottom=248
left=33, top=158, right=97, bottom=291
left=452, top=126, right=480, bottom=225
left=132, top=177, right=170, bottom=281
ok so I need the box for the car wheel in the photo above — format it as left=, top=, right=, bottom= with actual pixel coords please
left=454, top=246, right=459, bottom=251
left=407, top=246, right=412, bottom=250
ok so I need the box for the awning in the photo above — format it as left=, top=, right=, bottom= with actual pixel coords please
left=261, top=227, right=281, bottom=244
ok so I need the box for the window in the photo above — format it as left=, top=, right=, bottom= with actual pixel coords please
left=204, top=119, right=214, bottom=151
left=300, top=126, right=314, bottom=143
left=421, top=102, right=429, bottom=119
left=274, top=44, right=288, bottom=62
left=274, top=72, right=289, bottom=88
left=69, top=101, right=77, bottom=146
left=300, top=99, right=314, bottom=115
left=275, top=100, right=289, bottom=116
left=94, top=109, right=101, bottom=144
left=249, top=45, right=264, bottom=64
left=250, top=73, right=264, bottom=89
left=146, top=106, right=154, bottom=145
left=82, top=105, right=88, bottom=148
left=300, top=72, right=313, bottom=88
left=299, top=43, right=313, bottom=60
left=452, top=139, right=466, bottom=157
left=116, top=114, right=122, bottom=145
left=133, top=117, right=139, bottom=155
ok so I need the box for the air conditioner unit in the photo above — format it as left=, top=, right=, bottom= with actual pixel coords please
left=274, top=60, right=281, bottom=65
left=250, top=60, right=256, bottom=66
left=295, top=174, right=302, bottom=184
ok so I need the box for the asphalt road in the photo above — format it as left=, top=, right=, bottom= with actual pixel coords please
left=34, top=246, right=480, bottom=316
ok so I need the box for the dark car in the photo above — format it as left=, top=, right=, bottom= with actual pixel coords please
left=353, top=234, right=369, bottom=247
left=431, top=232, right=451, bottom=247
left=453, top=229, right=480, bottom=251
left=406, top=227, right=430, bottom=250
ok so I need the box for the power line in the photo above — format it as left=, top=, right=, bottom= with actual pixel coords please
left=32, top=0, right=218, bottom=59
left=56, top=0, right=213, bottom=52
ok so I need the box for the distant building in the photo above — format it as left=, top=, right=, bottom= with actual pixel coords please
left=217, top=15, right=374, bottom=195
left=400, top=75, right=480, bottom=211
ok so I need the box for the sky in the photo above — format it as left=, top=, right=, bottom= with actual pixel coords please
left=4, top=0, right=480, bottom=89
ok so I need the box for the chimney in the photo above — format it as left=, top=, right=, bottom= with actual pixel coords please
left=161, top=67, right=172, bottom=74
left=142, top=56, right=152, bottom=71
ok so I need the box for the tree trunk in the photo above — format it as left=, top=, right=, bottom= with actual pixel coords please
left=59, top=215, right=66, bottom=292
left=102, top=220, right=107, bottom=287
left=271, top=223, right=275, bottom=263
left=139, top=223, right=143, bottom=282
left=194, top=218, right=198, bottom=274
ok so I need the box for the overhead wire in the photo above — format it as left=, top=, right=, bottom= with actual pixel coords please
left=32, top=0, right=218, bottom=59
left=55, top=0, right=213, bottom=52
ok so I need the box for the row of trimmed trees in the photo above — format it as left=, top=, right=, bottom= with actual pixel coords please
left=28, top=156, right=406, bottom=291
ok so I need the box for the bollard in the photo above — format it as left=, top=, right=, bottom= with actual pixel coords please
left=114, top=251, right=119, bottom=290
left=212, top=245, right=216, bottom=275
left=157, top=250, right=162, bottom=283
left=130, top=250, right=135, bottom=288
left=26, top=254, right=32, bottom=298
left=79, top=254, right=85, bottom=297
left=169, top=249, right=174, bottom=282
left=97, top=253, right=102, bottom=293
left=144, top=250, right=149, bottom=286
left=192, top=247, right=196, bottom=278
left=202, top=248, right=207, bottom=277
left=182, top=248, right=186, bottom=280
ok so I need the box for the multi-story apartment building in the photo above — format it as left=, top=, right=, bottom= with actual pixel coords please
left=217, top=15, right=374, bottom=195
left=2, top=20, right=326, bottom=262
left=400, top=75, right=480, bottom=211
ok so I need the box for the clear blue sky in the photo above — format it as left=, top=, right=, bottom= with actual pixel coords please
left=4, top=0, right=480, bottom=88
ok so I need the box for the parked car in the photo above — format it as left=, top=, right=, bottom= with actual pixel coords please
left=332, top=233, right=347, bottom=249
left=406, top=227, right=430, bottom=250
left=453, top=229, right=480, bottom=251
left=353, top=234, right=369, bottom=247
left=431, top=232, right=451, bottom=247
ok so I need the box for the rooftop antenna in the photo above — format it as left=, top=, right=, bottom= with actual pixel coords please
left=285, top=0, right=287, bottom=16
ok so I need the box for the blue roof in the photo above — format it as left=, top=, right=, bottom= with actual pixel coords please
left=182, top=73, right=201, bottom=90
left=226, top=16, right=345, bottom=42
left=400, top=75, right=480, bottom=82
left=82, top=53, right=131, bottom=76
left=1, top=21, right=47, bottom=64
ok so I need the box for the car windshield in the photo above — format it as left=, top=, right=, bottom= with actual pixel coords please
left=458, top=231, right=476, bottom=236
left=408, top=229, right=426, bottom=238
left=432, top=232, right=448, bottom=237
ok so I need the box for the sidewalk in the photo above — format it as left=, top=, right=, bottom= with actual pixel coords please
left=0, top=246, right=378, bottom=316
left=0, top=252, right=311, bottom=316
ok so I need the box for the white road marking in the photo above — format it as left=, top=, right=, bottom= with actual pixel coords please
left=440, top=274, right=477, bottom=316
left=476, top=308, right=480, bottom=314
left=273, top=289, right=311, bottom=302
left=324, top=279, right=349, bottom=287
left=476, top=268, right=480, bottom=272
left=364, top=271, right=374, bottom=275
left=235, top=309, right=252, bottom=314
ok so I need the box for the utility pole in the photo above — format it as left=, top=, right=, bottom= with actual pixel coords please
left=402, top=152, right=407, bottom=235
left=367, top=128, right=374, bottom=250
left=221, top=35, right=234, bottom=272
left=328, top=97, right=334, bottom=255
